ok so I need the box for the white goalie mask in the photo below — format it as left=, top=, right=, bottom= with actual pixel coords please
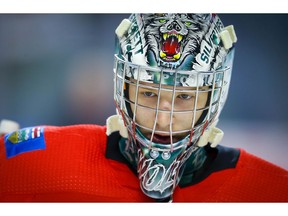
left=112, top=13, right=237, bottom=200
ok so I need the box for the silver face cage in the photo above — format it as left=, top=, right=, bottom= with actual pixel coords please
left=114, top=54, right=230, bottom=152
left=113, top=54, right=231, bottom=199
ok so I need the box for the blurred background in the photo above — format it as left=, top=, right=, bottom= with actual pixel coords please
left=0, top=14, right=287, bottom=169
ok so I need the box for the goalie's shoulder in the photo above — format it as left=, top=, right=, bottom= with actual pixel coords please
left=0, top=120, right=106, bottom=158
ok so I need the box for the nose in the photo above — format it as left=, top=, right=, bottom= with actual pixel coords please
left=155, top=99, right=173, bottom=129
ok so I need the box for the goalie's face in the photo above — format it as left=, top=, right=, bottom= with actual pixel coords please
left=128, top=80, right=209, bottom=145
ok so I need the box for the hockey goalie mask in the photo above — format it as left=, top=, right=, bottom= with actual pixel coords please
left=113, top=13, right=237, bottom=200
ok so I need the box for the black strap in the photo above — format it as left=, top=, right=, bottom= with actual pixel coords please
left=179, top=144, right=240, bottom=187
left=105, top=131, right=138, bottom=175
left=105, top=131, right=127, bottom=163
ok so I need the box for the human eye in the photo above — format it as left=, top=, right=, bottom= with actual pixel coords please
left=143, top=91, right=157, bottom=97
left=177, top=93, right=194, bottom=100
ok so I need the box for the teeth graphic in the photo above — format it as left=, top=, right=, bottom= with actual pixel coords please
left=173, top=53, right=180, bottom=60
left=163, top=33, right=183, bottom=42
left=160, top=51, right=166, bottom=58
left=163, top=33, right=167, bottom=40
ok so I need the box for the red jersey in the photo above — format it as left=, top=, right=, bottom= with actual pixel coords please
left=0, top=124, right=287, bottom=202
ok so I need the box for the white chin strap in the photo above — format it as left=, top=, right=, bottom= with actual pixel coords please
left=0, top=119, right=20, bottom=135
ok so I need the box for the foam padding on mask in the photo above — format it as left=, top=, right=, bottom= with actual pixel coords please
left=106, top=115, right=128, bottom=138
left=197, top=122, right=224, bottom=148
left=115, top=19, right=132, bottom=38
left=220, top=25, right=237, bottom=49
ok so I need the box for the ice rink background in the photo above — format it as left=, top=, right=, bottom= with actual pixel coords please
left=0, top=14, right=287, bottom=169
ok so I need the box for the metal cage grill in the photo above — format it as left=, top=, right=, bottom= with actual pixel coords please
left=113, top=54, right=230, bottom=152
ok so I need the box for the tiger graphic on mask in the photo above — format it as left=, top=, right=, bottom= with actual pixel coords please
left=142, top=13, right=211, bottom=69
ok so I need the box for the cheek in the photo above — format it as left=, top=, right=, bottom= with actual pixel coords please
left=194, top=111, right=204, bottom=124
left=134, top=107, right=155, bottom=127
left=198, top=92, right=209, bottom=108
left=173, top=111, right=205, bottom=130
left=174, top=112, right=193, bottom=127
